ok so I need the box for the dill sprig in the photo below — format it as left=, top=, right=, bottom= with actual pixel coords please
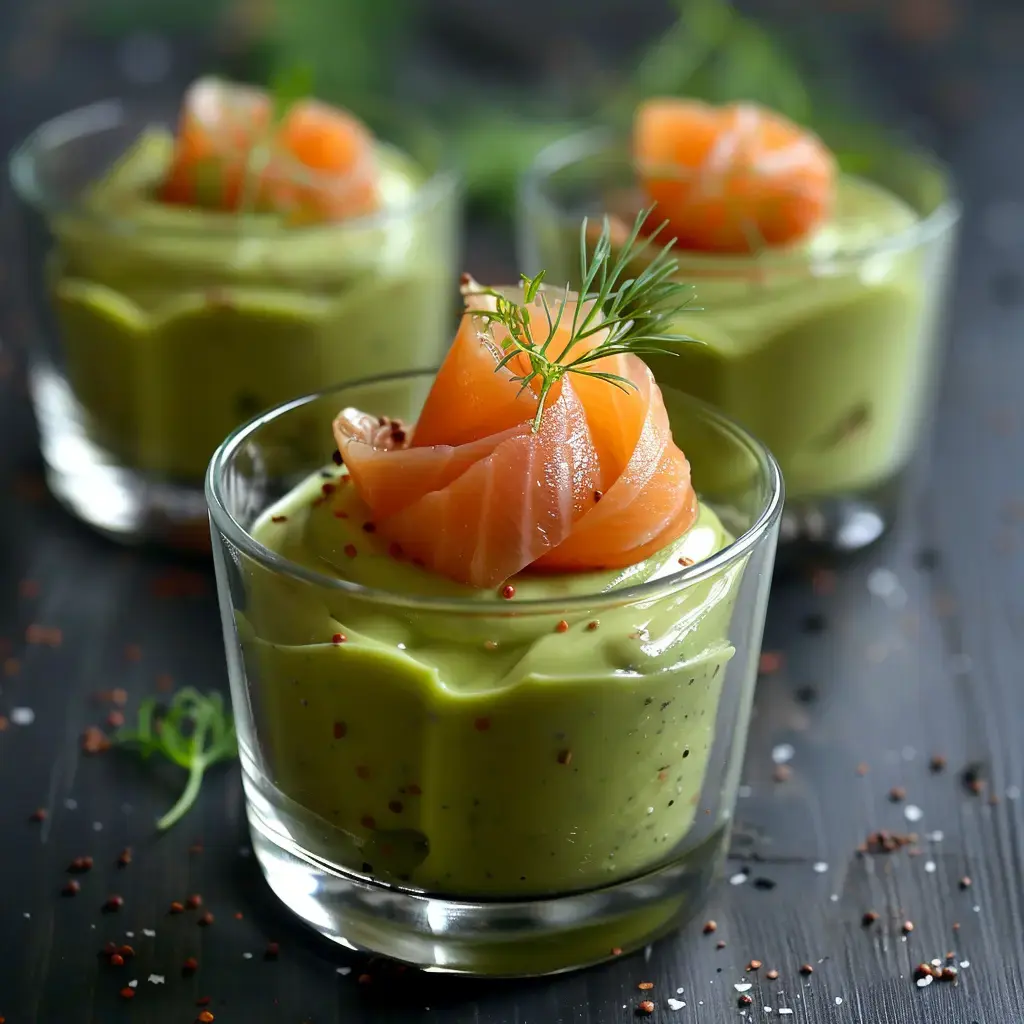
left=114, top=688, right=238, bottom=832
left=473, top=206, right=698, bottom=432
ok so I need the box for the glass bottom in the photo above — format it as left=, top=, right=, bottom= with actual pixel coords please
left=242, top=767, right=728, bottom=977
left=31, top=363, right=210, bottom=550
left=774, top=473, right=904, bottom=569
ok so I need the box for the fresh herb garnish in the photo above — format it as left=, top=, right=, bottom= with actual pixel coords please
left=475, top=205, right=697, bottom=431
left=114, top=689, right=237, bottom=832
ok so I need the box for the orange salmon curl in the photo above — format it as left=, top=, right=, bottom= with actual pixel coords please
left=333, top=277, right=698, bottom=588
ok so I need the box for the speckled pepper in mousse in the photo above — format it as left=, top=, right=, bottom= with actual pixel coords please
left=240, top=222, right=743, bottom=898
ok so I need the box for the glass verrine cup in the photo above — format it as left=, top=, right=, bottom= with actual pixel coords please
left=8, top=97, right=459, bottom=551
left=206, top=369, right=783, bottom=976
left=518, top=129, right=960, bottom=557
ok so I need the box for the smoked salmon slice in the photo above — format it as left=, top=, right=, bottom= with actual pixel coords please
left=160, top=77, right=380, bottom=222
left=332, top=280, right=699, bottom=588
left=634, top=98, right=836, bottom=253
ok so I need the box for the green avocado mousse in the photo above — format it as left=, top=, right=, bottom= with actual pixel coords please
left=518, top=99, right=959, bottom=553
left=9, top=77, right=458, bottom=548
left=206, top=216, right=783, bottom=975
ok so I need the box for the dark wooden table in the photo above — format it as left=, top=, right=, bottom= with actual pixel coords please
left=3, top=36, right=1024, bottom=1024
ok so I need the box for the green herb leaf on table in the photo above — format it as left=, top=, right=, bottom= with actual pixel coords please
left=114, top=689, right=238, bottom=832
left=474, top=206, right=699, bottom=432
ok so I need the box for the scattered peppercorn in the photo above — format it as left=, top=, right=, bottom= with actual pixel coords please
left=766, top=969, right=779, bottom=981
left=702, top=920, right=717, bottom=934
left=331, top=633, right=347, bottom=645
left=959, top=876, right=972, bottom=890
left=170, top=901, right=184, bottom=914
left=117, top=848, right=132, bottom=867
left=361, top=521, right=376, bottom=533
left=118, top=945, right=135, bottom=959
left=198, top=912, right=214, bottom=927
left=357, top=973, right=373, bottom=985
left=637, top=1000, right=656, bottom=1015
left=265, top=942, right=280, bottom=960
left=81, top=727, right=111, bottom=754
left=799, top=963, right=814, bottom=975
left=182, top=957, right=199, bottom=973
left=862, top=910, right=880, bottom=926
left=773, top=764, right=792, bottom=783
left=610, top=947, right=623, bottom=956
left=587, top=620, right=600, bottom=631
left=593, top=490, right=604, bottom=502
left=889, top=786, right=907, bottom=802
left=902, top=920, right=914, bottom=934
left=198, top=1012, right=215, bottom=1023
left=557, top=749, right=573, bottom=766
left=554, top=619, right=569, bottom=633
left=940, top=967, right=959, bottom=981
left=501, top=584, right=516, bottom=599
left=746, top=959, right=762, bottom=972
left=62, top=880, right=80, bottom=897
left=929, top=754, right=947, bottom=773
left=110, top=953, right=125, bottom=967
left=103, top=895, right=124, bottom=912
left=119, top=987, right=135, bottom=1000
left=344, top=543, right=358, bottom=558
left=332, top=450, right=343, bottom=466
left=68, top=856, right=93, bottom=873
left=914, top=963, right=935, bottom=980
left=186, top=894, right=203, bottom=909
left=738, top=994, right=753, bottom=1007
left=29, top=807, right=47, bottom=822
left=716, top=940, right=727, bottom=950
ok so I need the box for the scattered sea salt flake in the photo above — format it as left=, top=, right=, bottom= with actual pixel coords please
left=242, top=952, right=253, bottom=959
left=960, top=960, right=970, bottom=968
left=64, top=798, right=78, bottom=810
left=779, top=1011, right=793, bottom=1016
left=931, top=959, right=942, bottom=967
left=772, top=743, right=795, bottom=764
left=676, top=988, right=684, bottom=994
left=142, top=929, right=156, bottom=937
left=835, top=997, right=843, bottom=1005
left=973, top=905, right=980, bottom=912
left=148, top=974, right=164, bottom=985
left=926, top=830, right=944, bottom=842
left=337, top=967, right=351, bottom=975
left=735, top=983, right=753, bottom=993
left=668, top=998, right=685, bottom=1010
left=916, top=975, right=933, bottom=988
left=813, top=861, right=828, bottom=873
left=644, top=944, right=653, bottom=962
left=925, top=861, right=936, bottom=873
left=830, top=893, right=839, bottom=902
left=867, top=567, right=899, bottom=599
left=10, top=707, right=35, bottom=726
left=1007, top=785, right=1021, bottom=800
left=128, top=980, right=137, bottom=989
left=738, top=785, right=753, bottom=798
left=904, top=804, right=924, bottom=822
left=125, top=931, right=134, bottom=938
left=92, top=822, right=103, bottom=831
left=730, top=872, right=748, bottom=885
left=23, top=912, right=30, bottom=919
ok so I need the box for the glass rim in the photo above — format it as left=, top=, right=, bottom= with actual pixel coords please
left=518, top=126, right=961, bottom=270
left=205, top=368, right=785, bottom=614
left=8, top=96, right=459, bottom=235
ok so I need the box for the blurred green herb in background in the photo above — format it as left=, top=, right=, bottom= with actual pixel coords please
left=87, top=0, right=880, bottom=219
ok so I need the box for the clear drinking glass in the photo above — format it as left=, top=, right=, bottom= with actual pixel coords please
left=518, top=129, right=960, bottom=556
left=8, top=98, right=459, bottom=550
left=206, top=369, right=783, bottom=976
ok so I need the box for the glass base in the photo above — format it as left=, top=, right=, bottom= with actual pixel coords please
left=774, top=473, right=903, bottom=569
left=243, top=770, right=727, bottom=977
left=31, top=364, right=210, bottom=550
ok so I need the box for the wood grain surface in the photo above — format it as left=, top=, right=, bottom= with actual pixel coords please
left=1, top=25, right=1024, bottom=1024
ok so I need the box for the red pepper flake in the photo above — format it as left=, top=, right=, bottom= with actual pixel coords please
left=198, top=911, right=214, bottom=927
left=264, top=941, right=280, bottom=960
left=362, top=521, right=376, bottom=533
left=557, top=749, right=573, bottom=766
left=321, top=482, right=336, bottom=496
left=333, top=509, right=349, bottom=518
left=182, top=957, right=199, bottom=973
left=586, top=620, right=599, bottom=631
left=360, top=815, right=376, bottom=829
left=104, top=895, right=124, bottom=912
left=124, top=644, right=142, bottom=662
left=500, top=584, right=515, bottom=599
left=271, top=515, right=288, bottom=523
left=3, top=657, right=19, bottom=676
left=29, top=807, right=47, bottom=822
left=333, top=721, right=347, bottom=739
left=118, top=945, right=135, bottom=959
left=355, top=765, right=371, bottom=780
left=474, top=717, right=491, bottom=732
left=106, top=710, right=125, bottom=729
left=198, top=1011, right=215, bottom=1023
left=110, top=952, right=124, bottom=966
left=62, top=880, right=81, bottom=896
left=637, top=1000, right=655, bottom=1015
left=19, top=579, right=40, bottom=598
left=117, top=847, right=132, bottom=867
left=678, top=556, right=695, bottom=567
left=388, top=542, right=404, bottom=560
left=554, top=619, right=569, bottom=633
left=170, top=901, right=185, bottom=914
left=186, top=894, right=203, bottom=909
left=119, top=987, right=135, bottom=1000
left=737, top=994, right=753, bottom=1008
left=407, top=783, right=422, bottom=796
left=388, top=800, right=404, bottom=814
left=111, top=688, right=128, bottom=707
left=68, top=856, right=93, bottom=873
left=758, top=650, right=784, bottom=674
left=344, top=543, right=358, bottom=558
left=331, top=633, right=347, bottom=645
left=637, top=981, right=654, bottom=990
